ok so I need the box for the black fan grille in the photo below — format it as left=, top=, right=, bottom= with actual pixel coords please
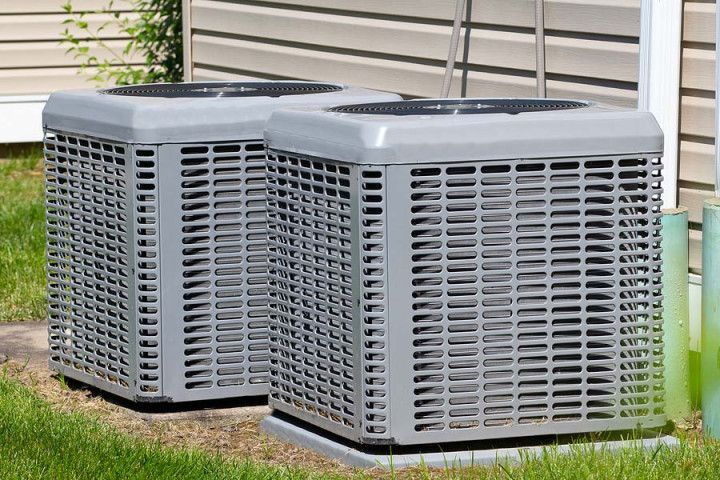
left=329, top=99, right=589, bottom=115
left=101, top=82, right=343, bottom=98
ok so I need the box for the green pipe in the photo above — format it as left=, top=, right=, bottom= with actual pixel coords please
left=702, top=198, right=720, bottom=437
left=661, top=207, right=691, bottom=422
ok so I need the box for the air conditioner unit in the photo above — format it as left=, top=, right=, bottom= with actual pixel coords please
left=42, top=81, right=400, bottom=403
left=264, top=98, right=665, bottom=445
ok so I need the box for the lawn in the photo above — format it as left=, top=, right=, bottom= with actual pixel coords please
left=0, top=148, right=46, bottom=322
left=1, top=366, right=720, bottom=480
left=0, top=371, right=319, bottom=480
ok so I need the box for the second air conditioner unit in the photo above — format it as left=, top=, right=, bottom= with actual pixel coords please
left=264, top=98, right=666, bottom=445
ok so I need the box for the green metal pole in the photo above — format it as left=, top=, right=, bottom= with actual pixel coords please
left=661, top=207, right=691, bottom=422
left=702, top=198, right=720, bottom=437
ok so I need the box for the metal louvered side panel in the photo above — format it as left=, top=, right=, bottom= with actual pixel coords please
left=266, top=151, right=359, bottom=440
left=617, top=156, right=664, bottom=421
left=399, top=155, right=665, bottom=443
left=132, top=146, right=162, bottom=397
left=177, top=142, right=269, bottom=394
left=44, top=131, right=134, bottom=397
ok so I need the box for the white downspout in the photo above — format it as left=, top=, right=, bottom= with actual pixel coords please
left=638, top=0, right=683, bottom=209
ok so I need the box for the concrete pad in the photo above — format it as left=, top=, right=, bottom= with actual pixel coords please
left=0, top=321, right=47, bottom=368
left=262, top=414, right=680, bottom=469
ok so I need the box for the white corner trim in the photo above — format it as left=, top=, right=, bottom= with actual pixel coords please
left=0, top=94, right=48, bottom=104
left=638, top=0, right=683, bottom=209
left=0, top=95, right=48, bottom=143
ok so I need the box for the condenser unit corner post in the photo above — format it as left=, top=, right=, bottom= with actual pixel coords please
left=42, top=82, right=401, bottom=403
left=265, top=99, right=666, bottom=446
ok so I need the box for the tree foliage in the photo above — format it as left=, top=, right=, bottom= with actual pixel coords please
left=62, top=0, right=183, bottom=85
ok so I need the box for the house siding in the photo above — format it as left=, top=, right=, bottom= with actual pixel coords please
left=186, top=0, right=640, bottom=106
left=679, top=0, right=715, bottom=272
left=0, top=0, right=137, bottom=96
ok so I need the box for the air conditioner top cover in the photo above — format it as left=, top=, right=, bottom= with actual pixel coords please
left=264, top=98, right=664, bottom=164
left=42, top=81, right=401, bottom=143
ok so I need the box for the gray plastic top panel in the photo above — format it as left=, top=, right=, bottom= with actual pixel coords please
left=264, top=98, right=664, bottom=165
left=42, top=81, right=401, bottom=144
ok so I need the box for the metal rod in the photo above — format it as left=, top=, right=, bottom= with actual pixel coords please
left=441, top=0, right=466, bottom=98
left=534, top=0, right=546, bottom=98
left=662, top=207, right=692, bottom=422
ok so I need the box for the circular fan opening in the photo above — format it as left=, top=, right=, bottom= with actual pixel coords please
left=328, top=99, right=589, bottom=115
left=101, top=82, right=343, bottom=98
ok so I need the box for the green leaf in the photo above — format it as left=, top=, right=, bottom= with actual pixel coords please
left=62, top=0, right=184, bottom=84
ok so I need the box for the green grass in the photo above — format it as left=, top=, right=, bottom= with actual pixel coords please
left=2, top=369, right=720, bottom=480
left=0, top=373, right=330, bottom=480
left=0, top=148, right=46, bottom=322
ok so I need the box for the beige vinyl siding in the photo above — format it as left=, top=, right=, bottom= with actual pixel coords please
left=679, top=0, right=716, bottom=272
left=0, top=1, right=136, bottom=95
left=187, top=0, right=640, bottom=106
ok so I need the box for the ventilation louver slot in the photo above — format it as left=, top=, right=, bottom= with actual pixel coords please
left=45, top=132, right=133, bottom=392
left=179, top=141, right=270, bottom=391
left=407, top=157, right=663, bottom=434
left=132, top=146, right=162, bottom=394
left=266, top=153, right=358, bottom=437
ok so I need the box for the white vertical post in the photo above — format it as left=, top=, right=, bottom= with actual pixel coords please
left=638, top=0, right=683, bottom=209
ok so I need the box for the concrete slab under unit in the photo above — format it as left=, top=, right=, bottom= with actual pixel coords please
left=262, top=414, right=680, bottom=469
